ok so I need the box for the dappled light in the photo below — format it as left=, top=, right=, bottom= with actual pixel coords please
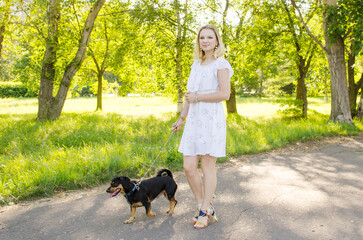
left=1, top=136, right=362, bottom=239
left=0, top=97, right=362, bottom=204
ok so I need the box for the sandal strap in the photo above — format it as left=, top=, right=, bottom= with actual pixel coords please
left=194, top=221, right=208, bottom=228
left=194, top=212, right=210, bottom=229
left=199, top=210, right=210, bottom=217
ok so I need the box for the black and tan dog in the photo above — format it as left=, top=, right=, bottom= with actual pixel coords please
left=106, top=168, right=177, bottom=224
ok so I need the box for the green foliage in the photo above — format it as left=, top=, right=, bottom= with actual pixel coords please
left=279, top=83, right=296, bottom=95
left=0, top=82, right=36, bottom=98
left=325, top=0, right=363, bottom=54
left=277, top=98, right=304, bottom=118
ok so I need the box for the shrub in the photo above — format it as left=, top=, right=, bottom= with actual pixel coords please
left=279, top=83, right=296, bottom=95
left=277, top=98, right=303, bottom=117
left=0, top=82, right=37, bottom=98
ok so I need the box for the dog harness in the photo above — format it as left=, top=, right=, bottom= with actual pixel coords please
left=124, top=182, right=139, bottom=197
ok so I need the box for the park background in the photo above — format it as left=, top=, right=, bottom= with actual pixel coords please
left=0, top=0, right=362, bottom=204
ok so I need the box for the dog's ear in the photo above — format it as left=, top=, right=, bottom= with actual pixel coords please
left=111, top=176, right=121, bottom=182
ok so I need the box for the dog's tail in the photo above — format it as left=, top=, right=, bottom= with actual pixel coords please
left=157, top=168, right=173, bottom=178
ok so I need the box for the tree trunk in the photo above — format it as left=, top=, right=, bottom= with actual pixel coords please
left=96, top=71, right=103, bottom=111
left=325, top=36, right=352, bottom=123
left=175, top=38, right=183, bottom=113
left=0, top=3, right=9, bottom=59
left=222, top=0, right=237, bottom=114
left=90, top=19, right=110, bottom=112
left=324, top=78, right=329, bottom=103
left=356, top=73, right=363, bottom=120
left=259, top=76, right=263, bottom=98
left=296, top=66, right=308, bottom=118
left=347, top=46, right=363, bottom=118
left=37, top=0, right=60, bottom=120
left=175, top=0, right=185, bottom=114
left=0, top=24, right=5, bottom=58
left=347, top=47, right=357, bottom=117
left=357, top=91, right=363, bottom=121
left=296, top=47, right=314, bottom=118
left=37, top=0, right=106, bottom=121
left=323, top=4, right=352, bottom=123
left=226, top=83, right=237, bottom=113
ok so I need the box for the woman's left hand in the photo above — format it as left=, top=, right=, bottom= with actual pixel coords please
left=171, top=118, right=184, bottom=131
left=185, top=92, right=197, bottom=104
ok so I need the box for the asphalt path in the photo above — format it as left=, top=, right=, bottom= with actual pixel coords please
left=1, top=134, right=362, bottom=240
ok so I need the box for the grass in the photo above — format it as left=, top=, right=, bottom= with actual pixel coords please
left=0, top=96, right=362, bottom=204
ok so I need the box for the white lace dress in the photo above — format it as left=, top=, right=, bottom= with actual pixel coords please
left=178, top=57, right=233, bottom=158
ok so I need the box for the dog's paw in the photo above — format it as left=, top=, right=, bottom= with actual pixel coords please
left=166, top=210, right=174, bottom=215
left=124, top=219, right=133, bottom=224
left=147, top=212, right=156, bottom=217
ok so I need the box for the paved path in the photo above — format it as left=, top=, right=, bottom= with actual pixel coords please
left=1, top=135, right=363, bottom=240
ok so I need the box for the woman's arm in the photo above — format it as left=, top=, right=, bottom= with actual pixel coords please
left=185, top=68, right=230, bottom=103
left=171, top=102, right=190, bottom=131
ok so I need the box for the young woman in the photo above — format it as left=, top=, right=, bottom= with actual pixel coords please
left=171, top=24, right=233, bottom=229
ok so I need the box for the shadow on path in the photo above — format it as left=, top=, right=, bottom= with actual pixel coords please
left=1, top=136, right=362, bottom=240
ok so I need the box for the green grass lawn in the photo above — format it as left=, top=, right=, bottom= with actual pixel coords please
left=0, top=96, right=362, bottom=204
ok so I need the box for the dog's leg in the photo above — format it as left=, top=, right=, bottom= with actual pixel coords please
left=167, top=197, right=177, bottom=215
left=145, top=201, right=156, bottom=217
left=124, top=206, right=136, bottom=224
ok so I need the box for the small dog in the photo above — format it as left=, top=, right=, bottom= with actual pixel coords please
left=106, top=168, right=178, bottom=224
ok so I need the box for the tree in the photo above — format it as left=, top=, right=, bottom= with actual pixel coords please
left=0, top=0, right=13, bottom=81
left=37, top=0, right=106, bottom=120
left=357, top=92, right=363, bottom=121
left=133, top=0, right=195, bottom=113
left=0, top=0, right=11, bottom=59
left=231, top=0, right=283, bottom=98
left=280, top=0, right=317, bottom=117
left=347, top=42, right=363, bottom=117
left=291, top=0, right=353, bottom=123
left=175, top=0, right=190, bottom=113
left=202, top=0, right=237, bottom=114
left=343, top=1, right=363, bottom=118
left=76, top=1, right=138, bottom=110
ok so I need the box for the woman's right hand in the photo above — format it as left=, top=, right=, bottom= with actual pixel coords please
left=171, top=118, right=184, bottom=131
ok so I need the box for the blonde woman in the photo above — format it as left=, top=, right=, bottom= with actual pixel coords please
left=171, top=24, right=233, bottom=229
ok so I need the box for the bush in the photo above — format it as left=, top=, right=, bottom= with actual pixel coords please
left=279, top=83, right=296, bottom=95
left=0, top=82, right=37, bottom=98
left=277, top=98, right=303, bottom=117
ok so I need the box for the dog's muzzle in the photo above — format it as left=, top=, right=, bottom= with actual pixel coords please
left=107, top=187, right=121, bottom=198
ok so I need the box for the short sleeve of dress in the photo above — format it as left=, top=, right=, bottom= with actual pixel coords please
left=191, top=60, right=198, bottom=69
left=216, top=58, right=234, bottom=79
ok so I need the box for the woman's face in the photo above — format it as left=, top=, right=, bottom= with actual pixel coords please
left=199, top=28, right=218, bottom=53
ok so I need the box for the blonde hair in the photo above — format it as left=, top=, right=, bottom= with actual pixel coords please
left=194, top=24, right=225, bottom=61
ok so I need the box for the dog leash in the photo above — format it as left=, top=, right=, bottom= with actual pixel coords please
left=134, top=131, right=175, bottom=191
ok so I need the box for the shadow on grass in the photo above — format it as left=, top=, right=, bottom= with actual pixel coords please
left=0, top=111, right=361, bottom=204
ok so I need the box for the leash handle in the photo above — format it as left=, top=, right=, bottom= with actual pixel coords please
left=137, top=131, right=175, bottom=187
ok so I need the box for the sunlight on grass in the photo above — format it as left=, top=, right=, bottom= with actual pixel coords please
left=0, top=96, right=176, bottom=117
left=0, top=96, right=361, bottom=204
left=237, top=102, right=279, bottom=118
left=63, top=96, right=176, bottom=117
left=0, top=96, right=331, bottom=118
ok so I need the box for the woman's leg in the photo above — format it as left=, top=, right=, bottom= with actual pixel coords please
left=183, top=155, right=203, bottom=204
left=200, top=155, right=217, bottom=211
